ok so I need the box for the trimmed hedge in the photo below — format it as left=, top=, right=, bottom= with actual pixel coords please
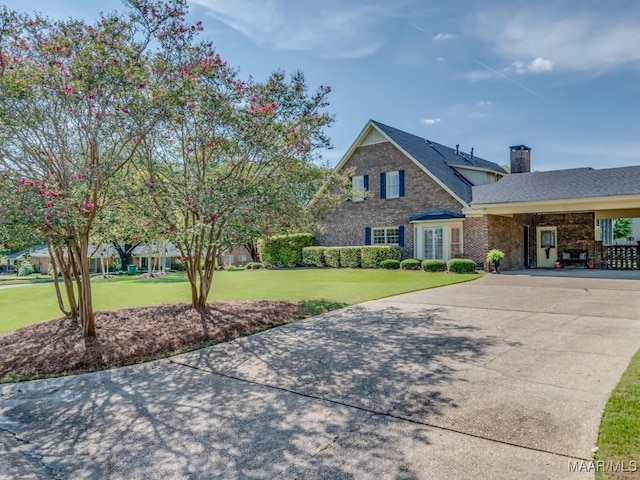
left=360, top=246, right=401, bottom=268
left=422, top=259, right=447, bottom=272
left=302, top=247, right=325, bottom=267
left=400, top=259, right=421, bottom=270
left=324, top=247, right=341, bottom=268
left=246, top=262, right=263, bottom=270
left=339, top=247, right=361, bottom=268
left=447, top=258, right=476, bottom=273
left=258, top=233, right=314, bottom=267
left=379, top=259, right=400, bottom=269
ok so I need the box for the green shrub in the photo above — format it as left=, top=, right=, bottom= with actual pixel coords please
left=447, top=258, right=477, bottom=273
left=258, top=233, right=314, bottom=267
left=302, top=247, right=325, bottom=267
left=17, top=262, right=34, bottom=277
left=422, top=259, right=447, bottom=272
left=246, top=262, right=263, bottom=270
left=486, top=249, right=505, bottom=263
left=324, top=247, right=341, bottom=268
left=361, top=246, right=401, bottom=268
left=339, top=247, right=361, bottom=268
left=400, top=259, right=421, bottom=270
left=379, top=259, right=400, bottom=269
left=173, top=259, right=186, bottom=271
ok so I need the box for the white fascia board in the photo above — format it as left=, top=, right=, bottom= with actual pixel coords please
left=471, top=194, right=640, bottom=215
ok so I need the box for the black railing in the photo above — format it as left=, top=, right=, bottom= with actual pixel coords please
left=603, top=245, right=640, bottom=270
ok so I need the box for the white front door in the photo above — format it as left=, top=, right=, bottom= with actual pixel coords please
left=423, top=227, right=444, bottom=259
left=536, top=226, right=557, bottom=268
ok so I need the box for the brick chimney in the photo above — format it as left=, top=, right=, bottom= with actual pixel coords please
left=509, top=145, right=531, bottom=174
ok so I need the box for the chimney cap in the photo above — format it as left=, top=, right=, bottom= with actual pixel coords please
left=509, top=144, right=531, bottom=151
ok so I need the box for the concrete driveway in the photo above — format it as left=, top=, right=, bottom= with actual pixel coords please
left=2, top=272, right=640, bottom=479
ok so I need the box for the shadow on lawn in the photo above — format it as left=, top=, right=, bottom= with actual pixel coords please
left=0, top=304, right=514, bottom=479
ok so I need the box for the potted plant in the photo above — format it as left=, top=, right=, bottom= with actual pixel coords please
left=486, top=249, right=505, bottom=274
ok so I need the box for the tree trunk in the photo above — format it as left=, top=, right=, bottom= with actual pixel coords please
left=51, top=243, right=78, bottom=318
left=244, top=239, right=259, bottom=262
left=47, top=243, right=72, bottom=318
left=70, top=235, right=96, bottom=337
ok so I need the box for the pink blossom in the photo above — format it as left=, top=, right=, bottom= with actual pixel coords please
left=85, top=202, right=94, bottom=211
left=64, top=85, right=73, bottom=94
left=211, top=214, right=218, bottom=222
left=133, top=235, right=139, bottom=242
left=45, top=215, right=52, bottom=222
left=187, top=200, right=193, bottom=206
left=15, top=187, right=23, bottom=193
left=121, top=107, right=129, bottom=114
left=138, top=83, right=145, bottom=89
left=19, top=177, right=26, bottom=184
left=54, top=44, right=62, bottom=52
left=46, top=200, right=54, bottom=207
left=77, top=173, right=84, bottom=180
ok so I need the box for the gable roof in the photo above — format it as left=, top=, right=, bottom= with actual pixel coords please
left=357, top=121, right=505, bottom=205
left=472, top=166, right=640, bottom=205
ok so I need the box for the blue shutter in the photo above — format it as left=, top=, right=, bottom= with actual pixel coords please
left=363, top=175, right=369, bottom=190
left=398, top=225, right=405, bottom=247
left=380, top=172, right=386, bottom=199
left=399, top=170, right=405, bottom=197
left=365, top=227, right=371, bottom=245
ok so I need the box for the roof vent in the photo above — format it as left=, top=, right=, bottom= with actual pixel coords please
left=456, top=144, right=459, bottom=155
left=470, top=147, right=474, bottom=161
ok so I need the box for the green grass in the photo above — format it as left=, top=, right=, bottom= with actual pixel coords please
left=0, top=269, right=481, bottom=334
left=0, top=275, right=53, bottom=285
left=596, top=348, right=640, bottom=479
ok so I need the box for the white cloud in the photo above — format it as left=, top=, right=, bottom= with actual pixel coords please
left=433, top=33, right=457, bottom=41
left=437, top=57, right=445, bottom=62
left=477, top=100, right=492, bottom=107
left=422, top=118, right=441, bottom=125
left=461, top=70, right=493, bottom=81
left=190, top=0, right=396, bottom=59
left=475, top=6, right=640, bottom=73
left=527, top=57, right=554, bottom=73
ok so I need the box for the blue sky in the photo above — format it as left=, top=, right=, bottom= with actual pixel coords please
left=5, top=0, right=640, bottom=171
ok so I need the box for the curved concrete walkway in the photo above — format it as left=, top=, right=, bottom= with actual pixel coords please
left=2, top=272, right=640, bottom=479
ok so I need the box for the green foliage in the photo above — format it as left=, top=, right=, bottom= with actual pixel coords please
left=323, top=247, right=341, bottom=268
left=258, top=233, right=314, bottom=267
left=379, top=259, right=400, bottom=269
left=447, top=258, right=477, bottom=273
left=339, top=246, right=361, bottom=268
left=486, top=249, right=505, bottom=263
left=360, top=246, right=402, bottom=268
left=302, top=246, right=325, bottom=267
left=422, top=259, right=447, bottom=272
left=245, top=262, right=263, bottom=270
left=400, top=259, right=421, bottom=270
left=613, top=218, right=632, bottom=240
left=173, top=259, right=186, bottom=272
left=17, top=259, right=34, bottom=277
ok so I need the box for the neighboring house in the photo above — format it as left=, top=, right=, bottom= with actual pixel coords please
left=316, top=120, right=507, bottom=264
left=219, top=246, right=252, bottom=267
left=318, top=119, right=640, bottom=270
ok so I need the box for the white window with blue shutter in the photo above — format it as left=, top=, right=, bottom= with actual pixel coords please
left=381, top=170, right=405, bottom=199
left=369, top=226, right=404, bottom=246
left=351, top=175, right=368, bottom=202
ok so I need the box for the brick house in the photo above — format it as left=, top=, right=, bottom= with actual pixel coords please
left=316, top=120, right=507, bottom=265
left=318, top=120, right=640, bottom=270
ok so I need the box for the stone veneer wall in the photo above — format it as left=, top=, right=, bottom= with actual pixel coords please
left=316, top=141, right=465, bottom=258
left=531, top=212, right=597, bottom=266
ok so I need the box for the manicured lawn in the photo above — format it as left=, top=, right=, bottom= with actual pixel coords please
left=596, top=348, right=640, bottom=479
left=0, top=269, right=481, bottom=334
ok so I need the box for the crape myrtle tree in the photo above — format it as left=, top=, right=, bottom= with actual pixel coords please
left=0, top=1, right=187, bottom=337
left=141, top=37, right=342, bottom=310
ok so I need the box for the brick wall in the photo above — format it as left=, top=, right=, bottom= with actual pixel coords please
left=463, top=216, right=488, bottom=268
left=532, top=212, right=596, bottom=265
left=488, top=215, right=525, bottom=270
left=316, top=142, right=465, bottom=258
left=476, top=212, right=596, bottom=270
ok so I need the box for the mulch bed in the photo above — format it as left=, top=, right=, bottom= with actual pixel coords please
left=0, top=300, right=297, bottom=381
